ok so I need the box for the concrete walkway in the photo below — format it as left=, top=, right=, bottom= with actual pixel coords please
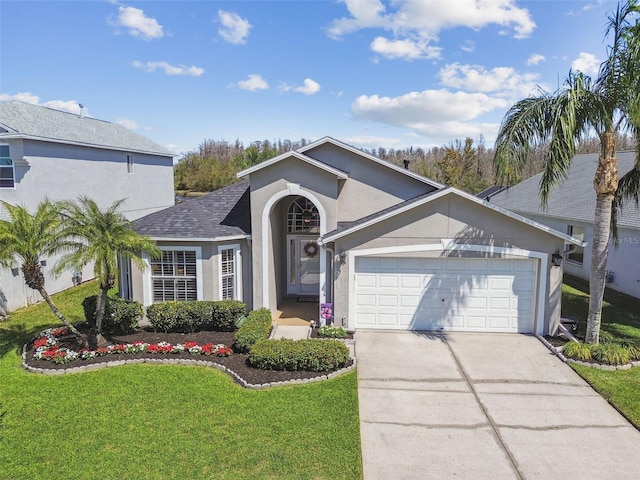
left=356, top=331, right=640, bottom=480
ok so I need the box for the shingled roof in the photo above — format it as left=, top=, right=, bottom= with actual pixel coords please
left=133, top=181, right=251, bottom=240
left=0, top=101, right=173, bottom=156
left=490, top=151, right=640, bottom=230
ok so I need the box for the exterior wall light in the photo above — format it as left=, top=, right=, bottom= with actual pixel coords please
left=551, top=250, right=563, bottom=267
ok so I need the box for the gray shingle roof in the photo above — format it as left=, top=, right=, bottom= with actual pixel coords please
left=0, top=101, right=173, bottom=156
left=489, top=151, right=640, bottom=230
left=133, top=181, right=251, bottom=239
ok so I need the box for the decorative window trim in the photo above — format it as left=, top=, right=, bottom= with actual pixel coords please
left=127, top=154, right=134, bottom=174
left=287, top=196, right=319, bottom=233
left=218, top=244, right=242, bottom=301
left=144, top=246, right=203, bottom=306
left=0, top=144, right=15, bottom=189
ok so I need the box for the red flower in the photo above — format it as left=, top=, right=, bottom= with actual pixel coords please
left=185, top=342, right=198, bottom=349
left=33, top=337, right=48, bottom=348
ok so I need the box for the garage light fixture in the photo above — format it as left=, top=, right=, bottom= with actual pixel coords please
left=551, top=250, right=563, bottom=267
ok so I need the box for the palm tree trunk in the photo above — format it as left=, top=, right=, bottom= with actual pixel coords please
left=585, top=193, right=614, bottom=344
left=37, top=287, right=87, bottom=345
left=586, top=131, right=618, bottom=345
left=93, top=287, right=109, bottom=348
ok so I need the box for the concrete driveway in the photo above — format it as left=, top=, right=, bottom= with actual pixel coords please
left=356, top=331, right=640, bottom=479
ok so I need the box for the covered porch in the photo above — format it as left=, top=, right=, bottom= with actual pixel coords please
left=273, top=296, right=319, bottom=326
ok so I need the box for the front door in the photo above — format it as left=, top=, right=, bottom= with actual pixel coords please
left=287, top=235, right=320, bottom=295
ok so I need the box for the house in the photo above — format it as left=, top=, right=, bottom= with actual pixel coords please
left=489, top=151, right=640, bottom=299
left=131, top=137, right=583, bottom=335
left=0, top=101, right=175, bottom=314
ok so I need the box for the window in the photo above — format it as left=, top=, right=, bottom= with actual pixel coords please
left=219, top=245, right=242, bottom=300
left=287, top=197, right=319, bottom=233
left=151, top=250, right=198, bottom=301
left=127, top=154, right=134, bottom=174
left=0, top=145, right=14, bottom=188
left=567, top=225, right=585, bottom=265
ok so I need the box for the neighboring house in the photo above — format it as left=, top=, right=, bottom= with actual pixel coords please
left=131, top=137, right=583, bottom=336
left=489, top=151, right=640, bottom=300
left=0, top=100, right=175, bottom=314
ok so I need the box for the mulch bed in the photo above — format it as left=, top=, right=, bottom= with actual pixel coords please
left=23, top=327, right=353, bottom=386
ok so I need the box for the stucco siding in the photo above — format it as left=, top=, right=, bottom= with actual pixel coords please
left=0, top=138, right=174, bottom=313
left=304, top=143, right=435, bottom=221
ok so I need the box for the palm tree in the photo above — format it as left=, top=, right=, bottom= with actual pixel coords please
left=57, top=197, right=160, bottom=347
left=0, top=200, right=85, bottom=341
left=493, top=1, right=640, bottom=344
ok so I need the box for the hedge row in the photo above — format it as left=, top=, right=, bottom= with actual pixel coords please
left=234, top=308, right=273, bottom=353
left=82, top=296, right=143, bottom=334
left=248, top=339, right=350, bottom=372
left=146, top=300, right=246, bottom=333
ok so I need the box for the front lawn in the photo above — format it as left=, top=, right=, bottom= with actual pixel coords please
left=0, top=282, right=362, bottom=479
left=562, top=275, right=640, bottom=429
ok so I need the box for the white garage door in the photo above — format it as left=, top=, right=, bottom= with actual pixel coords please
left=354, top=257, right=536, bottom=333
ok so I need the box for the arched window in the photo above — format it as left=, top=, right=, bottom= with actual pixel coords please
left=287, top=197, right=319, bottom=233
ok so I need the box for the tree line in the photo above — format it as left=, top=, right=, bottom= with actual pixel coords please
left=174, top=133, right=637, bottom=195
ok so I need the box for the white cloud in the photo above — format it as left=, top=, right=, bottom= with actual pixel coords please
left=115, top=117, right=141, bottom=130
left=132, top=60, right=204, bottom=76
left=571, top=52, right=600, bottom=75
left=526, top=53, right=546, bottom=66
left=109, top=6, right=164, bottom=40
left=370, top=37, right=441, bottom=60
left=327, top=0, right=535, bottom=59
left=438, top=63, right=544, bottom=98
left=460, top=40, right=475, bottom=53
left=0, top=92, right=83, bottom=114
left=351, top=89, right=507, bottom=141
left=281, top=78, right=321, bottom=95
left=218, top=10, right=252, bottom=44
left=237, top=74, right=269, bottom=91
left=0, top=92, right=41, bottom=104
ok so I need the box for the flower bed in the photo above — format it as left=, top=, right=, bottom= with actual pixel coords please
left=23, top=326, right=354, bottom=386
left=32, top=327, right=232, bottom=365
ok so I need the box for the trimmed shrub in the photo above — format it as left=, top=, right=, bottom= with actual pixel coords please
left=562, top=341, right=592, bottom=361
left=248, top=339, right=350, bottom=372
left=146, top=300, right=246, bottom=333
left=318, top=325, right=347, bottom=338
left=211, top=300, right=246, bottom=331
left=234, top=308, right=272, bottom=353
left=82, top=296, right=143, bottom=334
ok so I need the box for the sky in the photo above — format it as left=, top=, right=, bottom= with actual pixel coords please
left=0, top=0, right=624, bottom=157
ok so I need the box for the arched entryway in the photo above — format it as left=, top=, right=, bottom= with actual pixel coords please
left=260, top=184, right=327, bottom=312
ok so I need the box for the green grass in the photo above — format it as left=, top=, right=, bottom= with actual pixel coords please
left=562, top=275, right=640, bottom=429
left=0, top=282, right=362, bottom=479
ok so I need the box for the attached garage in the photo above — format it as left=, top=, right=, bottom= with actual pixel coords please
left=353, top=256, right=537, bottom=333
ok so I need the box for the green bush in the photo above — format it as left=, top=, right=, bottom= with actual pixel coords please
left=146, top=300, right=246, bottom=333
left=248, top=339, right=350, bottom=372
left=82, top=296, right=143, bottom=334
left=562, top=341, right=592, bottom=361
left=211, top=300, right=246, bottom=331
left=234, top=308, right=272, bottom=353
left=592, top=343, right=631, bottom=365
left=318, top=325, right=347, bottom=338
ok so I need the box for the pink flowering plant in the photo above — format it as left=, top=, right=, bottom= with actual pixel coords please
left=32, top=327, right=233, bottom=365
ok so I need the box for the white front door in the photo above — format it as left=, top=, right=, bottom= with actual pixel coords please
left=287, top=236, right=320, bottom=295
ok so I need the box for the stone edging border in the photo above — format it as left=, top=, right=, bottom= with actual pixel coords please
left=21, top=340, right=356, bottom=390
left=537, top=335, right=640, bottom=371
